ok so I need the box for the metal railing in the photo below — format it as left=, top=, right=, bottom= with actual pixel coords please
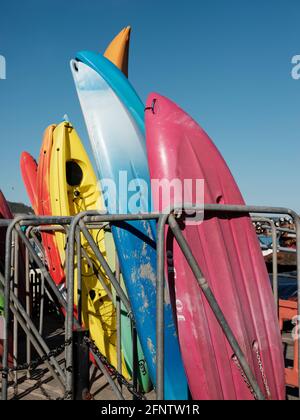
left=0, top=203, right=299, bottom=400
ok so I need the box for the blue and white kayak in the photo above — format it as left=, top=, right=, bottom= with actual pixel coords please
left=71, top=52, right=188, bottom=400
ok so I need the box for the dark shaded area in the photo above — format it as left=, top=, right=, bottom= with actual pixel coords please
left=8, top=201, right=33, bottom=215
left=66, top=161, right=83, bottom=187
left=270, top=273, right=298, bottom=300
left=266, top=252, right=297, bottom=274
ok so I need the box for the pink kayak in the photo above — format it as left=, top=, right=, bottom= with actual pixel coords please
left=145, top=93, right=285, bottom=400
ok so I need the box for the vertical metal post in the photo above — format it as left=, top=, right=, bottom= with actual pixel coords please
left=253, top=217, right=279, bottom=311
left=13, top=230, right=19, bottom=390
left=73, top=329, right=90, bottom=400
left=2, top=221, right=14, bottom=400
left=132, top=323, right=138, bottom=400
left=39, top=273, right=45, bottom=336
left=156, top=215, right=167, bottom=400
left=76, top=227, right=82, bottom=326
left=270, top=221, right=278, bottom=312
left=115, top=253, right=122, bottom=390
left=294, top=215, right=300, bottom=398
left=66, top=221, right=77, bottom=400
left=25, top=233, right=31, bottom=378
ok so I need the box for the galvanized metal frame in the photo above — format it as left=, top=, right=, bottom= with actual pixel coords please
left=66, top=212, right=142, bottom=400
left=1, top=216, right=73, bottom=400
left=0, top=203, right=299, bottom=400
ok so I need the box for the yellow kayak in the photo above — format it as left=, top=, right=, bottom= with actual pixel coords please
left=49, top=121, right=128, bottom=377
left=104, top=26, right=131, bottom=77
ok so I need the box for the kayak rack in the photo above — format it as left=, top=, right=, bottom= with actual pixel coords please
left=0, top=203, right=299, bottom=400
left=253, top=216, right=298, bottom=390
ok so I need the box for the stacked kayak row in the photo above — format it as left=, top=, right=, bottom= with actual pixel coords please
left=18, top=27, right=285, bottom=400
left=20, top=29, right=153, bottom=394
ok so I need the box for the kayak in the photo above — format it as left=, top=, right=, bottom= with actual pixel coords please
left=49, top=121, right=129, bottom=376
left=71, top=53, right=188, bottom=399
left=145, top=93, right=285, bottom=400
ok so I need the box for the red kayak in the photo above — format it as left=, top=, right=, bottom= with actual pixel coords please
left=36, top=126, right=65, bottom=286
left=20, top=152, right=38, bottom=213
left=20, top=126, right=64, bottom=286
left=146, top=93, right=285, bottom=400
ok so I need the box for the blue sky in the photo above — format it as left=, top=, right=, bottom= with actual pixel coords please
left=0, top=0, right=299, bottom=211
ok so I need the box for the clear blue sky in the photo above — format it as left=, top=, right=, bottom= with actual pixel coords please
left=0, top=0, right=299, bottom=211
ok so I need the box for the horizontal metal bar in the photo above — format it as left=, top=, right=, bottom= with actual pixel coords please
left=0, top=220, right=12, bottom=227
left=259, top=225, right=295, bottom=235
left=278, top=246, right=297, bottom=254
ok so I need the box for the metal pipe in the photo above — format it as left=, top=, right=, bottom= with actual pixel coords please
left=168, top=213, right=266, bottom=400
left=30, top=230, right=46, bottom=261
left=89, top=347, right=124, bottom=400
left=18, top=216, right=73, bottom=227
left=156, top=215, right=168, bottom=400
left=0, top=220, right=12, bottom=226
left=65, top=217, right=77, bottom=399
left=260, top=226, right=296, bottom=236
left=78, top=220, right=132, bottom=315
left=76, top=227, right=82, bottom=326
left=203, top=204, right=299, bottom=217
left=270, top=221, right=278, bottom=312
left=13, top=230, right=19, bottom=389
left=39, top=273, right=45, bottom=336
left=115, top=253, right=122, bottom=390
left=293, top=214, right=300, bottom=397
left=25, top=229, right=32, bottom=378
left=132, top=324, right=138, bottom=400
left=79, top=241, right=115, bottom=303
left=278, top=247, right=297, bottom=254
left=2, top=217, right=18, bottom=399
left=81, top=211, right=160, bottom=224
left=36, top=224, right=108, bottom=234
left=253, top=217, right=278, bottom=311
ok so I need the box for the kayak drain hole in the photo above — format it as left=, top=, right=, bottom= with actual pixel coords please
left=216, top=195, right=224, bottom=204
left=89, top=290, right=96, bottom=301
left=66, top=161, right=83, bottom=187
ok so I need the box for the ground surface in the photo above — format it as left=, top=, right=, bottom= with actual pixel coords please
left=0, top=274, right=298, bottom=401
left=1, top=327, right=298, bottom=400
